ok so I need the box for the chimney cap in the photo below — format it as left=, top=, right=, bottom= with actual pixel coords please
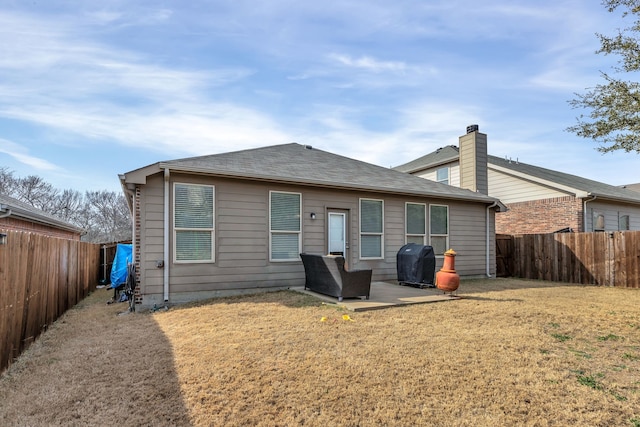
left=466, top=124, right=479, bottom=134
left=467, top=125, right=480, bottom=133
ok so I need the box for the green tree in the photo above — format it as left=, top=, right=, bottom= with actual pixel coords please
left=568, top=0, right=640, bottom=153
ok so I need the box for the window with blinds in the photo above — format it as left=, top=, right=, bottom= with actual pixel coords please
left=360, top=198, right=383, bottom=259
left=270, top=191, right=301, bottom=261
left=406, top=202, right=426, bottom=244
left=429, top=204, right=448, bottom=256
left=174, top=183, right=215, bottom=263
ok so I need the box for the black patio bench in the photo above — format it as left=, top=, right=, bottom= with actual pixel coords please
left=299, top=253, right=372, bottom=302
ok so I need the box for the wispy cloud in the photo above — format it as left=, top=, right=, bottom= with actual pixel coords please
left=0, top=138, right=61, bottom=171
left=0, top=1, right=636, bottom=190
left=83, top=7, right=172, bottom=27
left=293, top=100, right=485, bottom=168
left=328, top=54, right=408, bottom=73
left=0, top=10, right=280, bottom=158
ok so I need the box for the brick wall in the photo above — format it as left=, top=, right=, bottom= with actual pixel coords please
left=0, top=217, right=81, bottom=240
left=496, top=196, right=583, bottom=234
left=134, top=186, right=143, bottom=304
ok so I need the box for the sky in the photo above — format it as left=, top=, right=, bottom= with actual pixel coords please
left=0, top=0, right=638, bottom=193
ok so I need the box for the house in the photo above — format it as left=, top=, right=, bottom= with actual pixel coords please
left=394, top=125, right=640, bottom=234
left=622, top=183, right=640, bottom=193
left=0, top=194, right=84, bottom=240
left=119, top=143, right=505, bottom=307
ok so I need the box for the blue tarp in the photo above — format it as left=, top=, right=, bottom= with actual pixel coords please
left=110, top=243, right=132, bottom=288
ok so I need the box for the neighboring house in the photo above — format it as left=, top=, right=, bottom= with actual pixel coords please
left=120, top=143, right=505, bottom=307
left=622, top=183, right=640, bottom=193
left=394, top=125, right=640, bottom=234
left=0, top=194, right=84, bottom=240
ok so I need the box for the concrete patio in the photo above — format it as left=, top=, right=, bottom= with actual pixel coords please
left=295, top=281, right=460, bottom=311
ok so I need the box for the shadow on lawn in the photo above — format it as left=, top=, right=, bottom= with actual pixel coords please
left=0, top=288, right=194, bottom=426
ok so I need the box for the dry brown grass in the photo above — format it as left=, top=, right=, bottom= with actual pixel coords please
left=1, top=279, right=640, bottom=426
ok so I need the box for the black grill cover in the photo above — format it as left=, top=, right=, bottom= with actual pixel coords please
left=396, top=243, right=436, bottom=287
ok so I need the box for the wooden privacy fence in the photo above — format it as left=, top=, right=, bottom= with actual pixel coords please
left=497, top=231, right=640, bottom=287
left=0, top=229, right=100, bottom=373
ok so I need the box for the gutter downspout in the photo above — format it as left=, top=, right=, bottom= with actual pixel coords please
left=486, top=202, right=498, bottom=278
left=0, top=208, right=12, bottom=219
left=164, top=168, right=170, bottom=302
left=583, top=195, right=597, bottom=232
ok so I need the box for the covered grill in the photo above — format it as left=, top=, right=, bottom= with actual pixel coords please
left=396, top=243, right=436, bottom=288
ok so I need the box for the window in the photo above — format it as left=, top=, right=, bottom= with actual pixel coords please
left=174, top=183, right=214, bottom=263
left=593, top=211, right=605, bottom=231
left=270, top=191, right=301, bottom=261
left=406, top=203, right=426, bottom=244
left=436, top=167, right=449, bottom=185
left=619, top=214, right=630, bottom=231
left=429, top=204, right=449, bottom=256
left=360, top=199, right=384, bottom=259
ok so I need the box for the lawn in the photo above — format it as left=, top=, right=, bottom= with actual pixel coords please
left=1, top=278, right=639, bottom=426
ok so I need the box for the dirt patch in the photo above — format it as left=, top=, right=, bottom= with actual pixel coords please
left=1, top=279, right=639, bottom=426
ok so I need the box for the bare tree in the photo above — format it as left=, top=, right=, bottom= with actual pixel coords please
left=14, top=175, right=59, bottom=211
left=51, top=189, right=85, bottom=223
left=0, top=166, right=131, bottom=243
left=0, top=167, right=16, bottom=194
left=83, top=190, right=132, bottom=243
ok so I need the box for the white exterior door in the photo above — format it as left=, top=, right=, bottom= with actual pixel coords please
left=328, top=212, right=347, bottom=256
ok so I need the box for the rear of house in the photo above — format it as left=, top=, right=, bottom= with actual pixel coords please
left=121, top=143, right=504, bottom=308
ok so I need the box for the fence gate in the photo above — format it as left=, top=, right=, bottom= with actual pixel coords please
left=495, top=234, right=514, bottom=277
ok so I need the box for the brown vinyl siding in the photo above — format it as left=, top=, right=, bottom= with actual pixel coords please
left=137, top=173, right=164, bottom=299
left=134, top=172, right=495, bottom=306
left=585, top=201, right=640, bottom=232
left=449, top=200, right=495, bottom=276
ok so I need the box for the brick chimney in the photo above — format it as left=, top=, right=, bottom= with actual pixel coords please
left=459, top=124, right=488, bottom=194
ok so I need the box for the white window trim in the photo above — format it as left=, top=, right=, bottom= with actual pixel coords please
left=405, top=202, right=427, bottom=245
left=359, top=198, right=384, bottom=260
left=593, top=210, right=605, bottom=232
left=269, top=191, right=302, bottom=262
left=619, top=213, right=630, bottom=231
left=436, top=167, right=450, bottom=185
left=173, top=182, right=215, bottom=264
left=429, top=203, right=449, bottom=257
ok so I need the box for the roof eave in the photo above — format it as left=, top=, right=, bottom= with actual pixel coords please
left=586, top=192, right=640, bottom=205
left=396, top=157, right=459, bottom=174
left=6, top=207, right=85, bottom=234
left=160, top=164, right=500, bottom=205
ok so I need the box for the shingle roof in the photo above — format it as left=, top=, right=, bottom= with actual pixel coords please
left=0, top=193, right=84, bottom=233
left=394, top=145, right=640, bottom=204
left=622, top=183, right=640, bottom=193
left=140, top=143, right=502, bottom=205
left=393, top=145, right=459, bottom=173
left=488, top=155, right=640, bottom=203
